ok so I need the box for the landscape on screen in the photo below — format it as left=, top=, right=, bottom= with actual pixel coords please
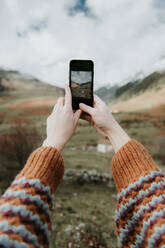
left=71, top=71, right=92, bottom=99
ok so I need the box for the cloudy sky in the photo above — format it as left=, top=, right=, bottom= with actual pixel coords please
left=0, top=0, right=165, bottom=89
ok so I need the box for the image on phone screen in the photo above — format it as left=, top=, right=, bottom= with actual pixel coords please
left=71, top=71, right=92, bottom=99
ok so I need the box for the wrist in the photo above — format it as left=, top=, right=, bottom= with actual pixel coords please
left=107, top=121, right=131, bottom=153
left=42, top=139, right=65, bottom=152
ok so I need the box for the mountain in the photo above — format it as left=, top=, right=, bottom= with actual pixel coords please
left=96, top=71, right=165, bottom=103
left=0, top=68, right=63, bottom=94
left=0, top=68, right=64, bottom=116
left=71, top=81, right=92, bottom=87
left=116, top=72, right=165, bottom=101
left=95, top=85, right=118, bottom=103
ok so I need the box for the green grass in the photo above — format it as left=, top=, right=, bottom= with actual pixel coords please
left=63, top=149, right=112, bottom=173
left=66, top=120, right=100, bottom=147
left=51, top=182, right=117, bottom=248
left=1, top=91, right=165, bottom=247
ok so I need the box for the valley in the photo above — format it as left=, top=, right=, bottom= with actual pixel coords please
left=0, top=68, right=165, bottom=247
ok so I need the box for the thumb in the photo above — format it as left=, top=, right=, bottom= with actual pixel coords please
left=79, top=103, right=94, bottom=116
left=74, top=109, right=82, bottom=126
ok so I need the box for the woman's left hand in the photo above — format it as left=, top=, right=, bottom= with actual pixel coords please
left=43, top=87, right=82, bottom=151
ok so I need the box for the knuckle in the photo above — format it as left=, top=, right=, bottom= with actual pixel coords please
left=92, top=109, right=97, bottom=116
left=65, top=105, right=72, bottom=111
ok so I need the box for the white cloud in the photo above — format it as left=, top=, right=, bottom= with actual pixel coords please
left=0, top=0, right=165, bottom=89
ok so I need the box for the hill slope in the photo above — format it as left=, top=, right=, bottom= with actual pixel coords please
left=116, top=72, right=165, bottom=101
left=0, top=68, right=64, bottom=118
left=96, top=72, right=165, bottom=102
left=95, top=85, right=118, bottom=102
left=0, top=68, right=63, bottom=93
left=96, top=71, right=165, bottom=111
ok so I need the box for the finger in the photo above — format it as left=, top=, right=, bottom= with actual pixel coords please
left=80, top=113, right=92, bottom=122
left=52, top=104, right=57, bottom=113
left=95, top=126, right=107, bottom=137
left=94, top=94, right=105, bottom=107
left=57, top=97, right=64, bottom=107
left=52, top=97, right=64, bottom=112
left=94, top=94, right=103, bottom=102
left=52, top=100, right=58, bottom=112
left=80, top=113, right=95, bottom=126
left=79, top=103, right=94, bottom=116
left=74, top=109, right=82, bottom=126
left=65, top=86, right=72, bottom=109
left=90, top=119, right=95, bottom=126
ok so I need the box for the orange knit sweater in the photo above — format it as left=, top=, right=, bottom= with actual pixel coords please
left=0, top=139, right=164, bottom=247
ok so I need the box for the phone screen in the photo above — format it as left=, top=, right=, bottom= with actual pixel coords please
left=69, top=60, right=94, bottom=110
left=71, top=70, right=92, bottom=99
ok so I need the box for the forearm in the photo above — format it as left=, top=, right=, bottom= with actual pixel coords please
left=111, top=139, right=159, bottom=191
left=107, top=120, right=131, bottom=153
left=0, top=147, right=64, bottom=248
left=111, top=140, right=165, bottom=247
left=16, top=146, right=64, bottom=191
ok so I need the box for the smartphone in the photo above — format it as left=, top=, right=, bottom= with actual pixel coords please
left=69, top=59, right=94, bottom=110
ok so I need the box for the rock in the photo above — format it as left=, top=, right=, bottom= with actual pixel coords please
left=63, top=168, right=114, bottom=186
left=55, top=203, right=62, bottom=209
left=78, top=223, right=85, bottom=229
left=65, top=225, right=74, bottom=233
left=66, top=206, right=76, bottom=214
left=73, top=232, right=81, bottom=242
left=68, top=242, right=74, bottom=248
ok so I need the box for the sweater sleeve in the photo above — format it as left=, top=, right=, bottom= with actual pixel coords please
left=112, top=139, right=165, bottom=248
left=0, top=146, right=64, bottom=248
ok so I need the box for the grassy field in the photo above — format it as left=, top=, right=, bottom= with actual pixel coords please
left=0, top=89, right=165, bottom=247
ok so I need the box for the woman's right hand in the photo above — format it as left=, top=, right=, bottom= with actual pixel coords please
left=79, top=95, right=131, bottom=152
left=79, top=95, right=117, bottom=138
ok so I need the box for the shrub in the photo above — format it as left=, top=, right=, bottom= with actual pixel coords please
left=0, top=121, right=42, bottom=189
left=152, top=137, right=165, bottom=164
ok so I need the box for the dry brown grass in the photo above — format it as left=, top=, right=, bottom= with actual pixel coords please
left=20, top=106, right=51, bottom=117
left=0, top=96, right=57, bottom=110
left=0, top=120, right=41, bottom=166
left=0, top=111, right=6, bottom=124
left=110, top=87, right=165, bottom=112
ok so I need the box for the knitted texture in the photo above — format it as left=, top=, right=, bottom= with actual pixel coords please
left=112, top=139, right=165, bottom=247
left=0, top=146, right=64, bottom=248
left=0, top=140, right=165, bottom=247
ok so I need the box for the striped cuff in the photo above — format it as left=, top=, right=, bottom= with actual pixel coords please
left=15, top=146, right=64, bottom=194
left=111, top=139, right=159, bottom=192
